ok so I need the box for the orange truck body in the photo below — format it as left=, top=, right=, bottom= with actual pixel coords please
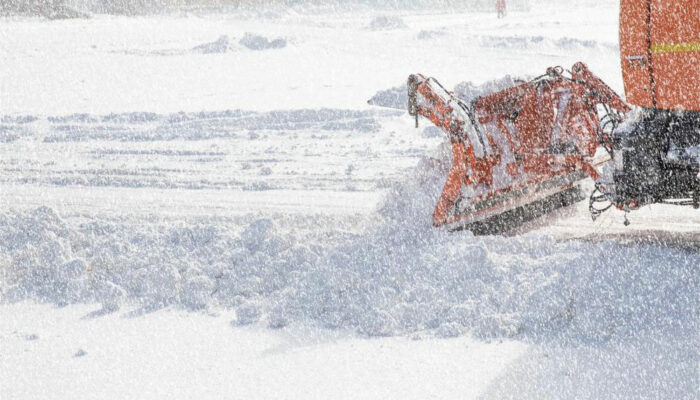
left=620, top=0, right=700, bottom=111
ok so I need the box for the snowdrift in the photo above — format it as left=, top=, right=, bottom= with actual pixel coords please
left=191, top=35, right=235, bottom=54
left=239, top=33, right=287, bottom=50
left=1, top=145, right=697, bottom=343
left=368, top=75, right=532, bottom=110
left=191, top=33, right=287, bottom=53
left=366, top=15, right=407, bottom=30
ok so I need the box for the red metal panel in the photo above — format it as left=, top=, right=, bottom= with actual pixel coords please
left=620, top=0, right=699, bottom=110
left=648, top=0, right=700, bottom=110
left=620, top=0, right=655, bottom=107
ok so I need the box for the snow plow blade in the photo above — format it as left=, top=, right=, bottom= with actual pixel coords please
left=408, top=63, right=630, bottom=233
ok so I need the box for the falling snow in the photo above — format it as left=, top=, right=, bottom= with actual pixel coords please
left=0, top=1, right=698, bottom=399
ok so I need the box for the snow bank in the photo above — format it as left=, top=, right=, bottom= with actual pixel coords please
left=366, top=15, right=407, bottom=30
left=367, top=84, right=407, bottom=109
left=2, top=148, right=697, bottom=343
left=271, top=147, right=699, bottom=340
left=192, top=35, right=234, bottom=54
left=416, top=29, right=447, bottom=40
left=0, top=206, right=333, bottom=314
left=136, top=33, right=286, bottom=56
left=239, top=33, right=287, bottom=51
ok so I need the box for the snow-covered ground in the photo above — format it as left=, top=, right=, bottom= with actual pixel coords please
left=1, top=2, right=698, bottom=399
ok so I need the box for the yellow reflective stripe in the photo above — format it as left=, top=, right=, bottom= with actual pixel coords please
left=651, top=42, right=700, bottom=54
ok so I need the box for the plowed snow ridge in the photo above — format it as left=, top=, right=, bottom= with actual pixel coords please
left=1, top=145, right=697, bottom=343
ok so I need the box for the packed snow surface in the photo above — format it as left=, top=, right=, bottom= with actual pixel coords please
left=1, top=1, right=698, bottom=399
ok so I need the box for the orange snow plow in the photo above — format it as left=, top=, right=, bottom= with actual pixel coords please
left=407, top=1, right=698, bottom=233
left=408, top=63, right=631, bottom=232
